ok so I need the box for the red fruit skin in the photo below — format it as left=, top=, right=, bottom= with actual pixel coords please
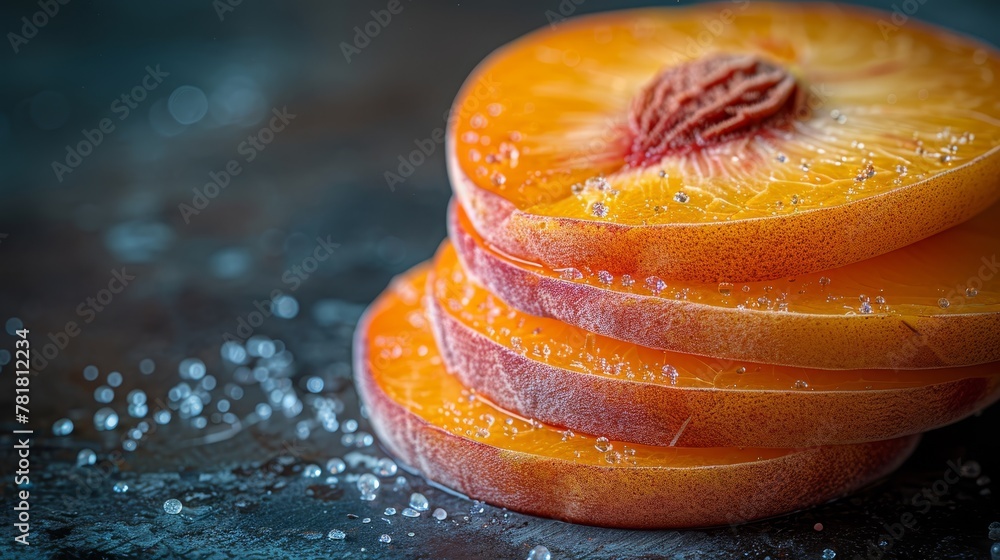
left=354, top=272, right=920, bottom=529
left=428, top=272, right=1000, bottom=447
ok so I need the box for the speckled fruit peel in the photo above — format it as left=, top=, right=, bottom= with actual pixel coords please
left=450, top=200, right=1000, bottom=370
left=448, top=3, right=1000, bottom=283
left=354, top=264, right=920, bottom=529
left=429, top=241, right=1000, bottom=448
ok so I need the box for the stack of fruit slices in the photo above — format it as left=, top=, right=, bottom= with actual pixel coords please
left=355, top=3, right=1000, bottom=528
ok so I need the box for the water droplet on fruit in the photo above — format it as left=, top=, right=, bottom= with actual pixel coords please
left=735, top=367, right=746, bottom=375
left=594, top=437, right=612, bottom=452
left=819, top=277, right=831, bottom=287
left=938, top=298, right=951, bottom=309
left=645, top=276, right=666, bottom=294
left=966, top=287, right=978, bottom=298
left=718, top=282, right=733, bottom=296
left=597, top=270, right=613, bottom=285
left=673, top=191, right=690, bottom=203
left=661, top=365, right=679, bottom=385
left=960, top=460, right=981, bottom=478
left=559, top=268, right=583, bottom=280
left=794, top=380, right=809, bottom=389
left=591, top=202, right=608, bottom=217
left=860, top=301, right=873, bottom=314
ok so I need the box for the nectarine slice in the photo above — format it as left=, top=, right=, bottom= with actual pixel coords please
left=355, top=263, right=919, bottom=528
left=448, top=3, right=1000, bottom=282
left=450, top=200, right=1000, bottom=369
left=430, top=241, right=1000, bottom=447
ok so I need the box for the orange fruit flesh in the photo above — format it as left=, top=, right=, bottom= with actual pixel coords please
left=455, top=199, right=1000, bottom=317
left=451, top=200, right=1000, bottom=369
left=449, top=3, right=1000, bottom=281
left=433, top=241, right=1000, bottom=391
left=364, top=265, right=791, bottom=465
left=355, top=263, right=921, bottom=527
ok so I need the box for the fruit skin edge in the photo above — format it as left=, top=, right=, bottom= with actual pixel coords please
left=428, top=265, right=1000, bottom=448
left=446, top=4, right=1000, bottom=285
left=448, top=200, right=1000, bottom=371
left=353, top=269, right=920, bottom=529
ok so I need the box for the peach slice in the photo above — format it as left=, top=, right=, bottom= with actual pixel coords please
left=355, top=263, right=920, bottom=528
left=448, top=3, right=1000, bottom=282
left=450, top=200, right=1000, bottom=370
left=430, top=241, right=1000, bottom=447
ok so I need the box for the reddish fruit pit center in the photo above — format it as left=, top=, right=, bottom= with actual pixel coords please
left=627, top=53, right=799, bottom=167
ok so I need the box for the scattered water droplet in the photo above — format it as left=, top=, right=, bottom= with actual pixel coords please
left=673, top=191, right=689, bottom=203
left=375, top=458, right=398, bottom=477
left=357, top=474, right=380, bottom=500
left=860, top=301, right=873, bottom=314
left=53, top=418, right=74, bottom=436
left=379, top=534, right=392, bottom=544
left=822, top=549, right=837, bottom=560
left=597, top=270, right=613, bottom=285
left=432, top=508, right=447, bottom=521
left=409, top=492, right=429, bottom=512
left=966, top=287, right=979, bottom=298
left=938, top=298, right=951, bottom=309
left=528, top=545, right=551, bottom=560
left=384, top=507, right=396, bottom=516
left=76, top=449, right=97, bottom=467
left=163, top=499, right=183, bottom=515
left=113, top=482, right=129, bottom=493
left=93, top=407, right=119, bottom=431
left=303, top=464, right=322, bottom=478
left=591, top=202, right=608, bottom=217
left=327, top=457, right=347, bottom=474
left=620, top=274, right=634, bottom=288
left=814, top=522, right=824, bottom=531
left=793, top=380, right=809, bottom=389
left=401, top=507, right=420, bottom=518
left=327, top=529, right=347, bottom=540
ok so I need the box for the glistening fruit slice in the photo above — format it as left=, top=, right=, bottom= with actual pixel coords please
left=355, top=263, right=920, bottom=528
left=450, top=200, right=1000, bottom=369
left=448, top=3, right=1000, bottom=282
left=430, top=241, right=1000, bottom=447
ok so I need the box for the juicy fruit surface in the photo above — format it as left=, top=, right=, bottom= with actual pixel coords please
left=454, top=203, right=1000, bottom=321
left=355, top=264, right=920, bottom=527
left=362, top=265, right=792, bottom=465
left=433, top=241, right=1000, bottom=391
left=451, top=201, right=1000, bottom=369
left=451, top=3, right=1000, bottom=226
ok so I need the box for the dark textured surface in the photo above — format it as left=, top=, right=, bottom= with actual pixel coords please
left=1, top=1, right=999, bottom=558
